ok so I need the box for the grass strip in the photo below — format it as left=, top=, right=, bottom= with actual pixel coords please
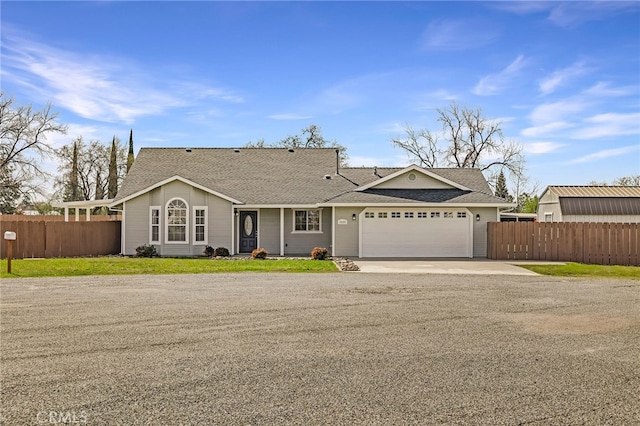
left=0, top=257, right=338, bottom=278
left=519, top=262, right=639, bottom=280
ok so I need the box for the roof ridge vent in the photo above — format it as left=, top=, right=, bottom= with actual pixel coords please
left=185, top=148, right=192, bottom=153
left=233, top=148, right=240, bottom=153
left=288, top=148, right=295, bottom=153
left=324, top=174, right=332, bottom=180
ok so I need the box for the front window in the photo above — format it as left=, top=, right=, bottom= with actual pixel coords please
left=166, top=199, right=188, bottom=243
left=150, top=207, right=160, bottom=243
left=294, top=209, right=321, bottom=232
left=193, top=207, right=207, bottom=244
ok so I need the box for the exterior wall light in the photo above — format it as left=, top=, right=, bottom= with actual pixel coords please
left=476, top=214, right=481, bottom=221
left=352, top=213, right=357, bottom=221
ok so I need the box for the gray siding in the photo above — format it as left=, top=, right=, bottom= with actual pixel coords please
left=283, top=208, right=332, bottom=255
left=469, top=207, right=498, bottom=257
left=206, top=193, right=233, bottom=252
left=333, top=207, right=364, bottom=257
left=123, top=194, right=151, bottom=256
left=123, top=180, right=232, bottom=256
left=374, top=172, right=452, bottom=189
left=258, top=208, right=281, bottom=255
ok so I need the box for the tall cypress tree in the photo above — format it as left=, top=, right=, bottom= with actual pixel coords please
left=107, top=137, right=118, bottom=199
left=127, top=129, right=134, bottom=172
left=69, top=140, right=80, bottom=201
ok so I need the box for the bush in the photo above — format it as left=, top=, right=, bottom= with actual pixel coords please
left=213, top=247, right=230, bottom=257
left=204, top=246, right=230, bottom=257
left=311, top=247, right=328, bottom=260
left=136, top=244, right=158, bottom=258
left=251, top=247, right=268, bottom=259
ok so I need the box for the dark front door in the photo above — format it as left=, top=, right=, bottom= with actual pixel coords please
left=239, top=211, right=258, bottom=253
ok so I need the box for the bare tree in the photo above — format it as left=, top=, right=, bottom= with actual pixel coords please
left=246, top=124, right=349, bottom=166
left=0, top=93, right=67, bottom=209
left=392, top=102, right=526, bottom=189
left=390, top=125, right=441, bottom=168
left=590, top=175, right=640, bottom=186
left=612, top=175, right=640, bottom=186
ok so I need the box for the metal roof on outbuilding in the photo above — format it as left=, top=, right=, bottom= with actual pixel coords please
left=547, top=186, right=640, bottom=197
left=559, top=197, right=640, bottom=215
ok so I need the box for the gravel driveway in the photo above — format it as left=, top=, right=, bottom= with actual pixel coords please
left=1, top=273, right=639, bottom=425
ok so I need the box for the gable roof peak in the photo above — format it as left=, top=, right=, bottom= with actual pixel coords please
left=355, top=165, right=471, bottom=192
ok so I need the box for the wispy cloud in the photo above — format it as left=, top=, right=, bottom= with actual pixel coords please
left=268, top=113, right=312, bottom=120
left=491, top=1, right=639, bottom=27
left=584, top=82, right=639, bottom=98
left=572, top=112, right=640, bottom=139
left=538, top=61, right=588, bottom=95
left=570, top=145, right=640, bottom=164
left=547, top=2, right=639, bottom=27
left=523, top=141, right=564, bottom=155
left=473, top=55, right=527, bottom=96
left=421, top=18, right=499, bottom=51
left=528, top=99, right=590, bottom=125
left=521, top=121, right=572, bottom=138
left=1, top=30, right=242, bottom=124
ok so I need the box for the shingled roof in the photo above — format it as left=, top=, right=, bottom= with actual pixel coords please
left=112, top=148, right=510, bottom=206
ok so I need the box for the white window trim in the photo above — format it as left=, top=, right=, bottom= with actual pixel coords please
left=192, top=206, right=208, bottom=245
left=292, top=209, right=323, bottom=233
left=149, top=206, right=161, bottom=244
left=165, top=197, right=189, bottom=244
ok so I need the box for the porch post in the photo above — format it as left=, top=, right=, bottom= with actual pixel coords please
left=230, top=205, right=235, bottom=255
left=85, top=208, right=91, bottom=222
left=75, top=208, right=80, bottom=222
left=280, top=208, right=285, bottom=256
left=331, top=207, right=336, bottom=257
left=64, top=207, right=69, bottom=222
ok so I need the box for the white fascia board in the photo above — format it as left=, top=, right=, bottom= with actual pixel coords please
left=108, top=176, right=243, bottom=208
left=354, top=165, right=470, bottom=192
left=318, top=202, right=516, bottom=208
left=240, top=204, right=320, bottom=209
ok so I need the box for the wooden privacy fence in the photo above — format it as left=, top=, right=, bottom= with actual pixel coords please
left=0, top=220, right=121, bottom=259
left=487, top=222, right=639, bottom=266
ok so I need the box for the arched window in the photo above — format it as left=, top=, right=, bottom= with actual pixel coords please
left=166, top=198, right=188, bottom=243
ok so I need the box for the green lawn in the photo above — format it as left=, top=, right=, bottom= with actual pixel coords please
left=0, top=257, right=338, bottom=278
left=519, top=262, right=640, bottom=280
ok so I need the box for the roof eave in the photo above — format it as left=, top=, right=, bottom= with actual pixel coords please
left=109, top=175, right=243, bottom=208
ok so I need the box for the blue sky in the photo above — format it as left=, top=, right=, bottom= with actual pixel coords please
left=2, top=1, right=639, bottom=197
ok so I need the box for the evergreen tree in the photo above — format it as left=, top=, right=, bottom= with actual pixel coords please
left=495, top=170, right=511, bottom=200
left=65, top=140, right=81, bottom=201
left=127, top=129, right=134, bottom=172
left=108, top=137, right=118, bottom=198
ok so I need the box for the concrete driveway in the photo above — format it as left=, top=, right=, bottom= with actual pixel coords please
left=352, top=258, right=545, bottom=275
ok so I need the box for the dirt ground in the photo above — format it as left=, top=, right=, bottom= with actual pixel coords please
left=1, top=273, right=639, bottom=425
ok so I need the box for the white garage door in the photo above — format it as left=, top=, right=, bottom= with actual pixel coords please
left=360, top=208, right=472, bottom=258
